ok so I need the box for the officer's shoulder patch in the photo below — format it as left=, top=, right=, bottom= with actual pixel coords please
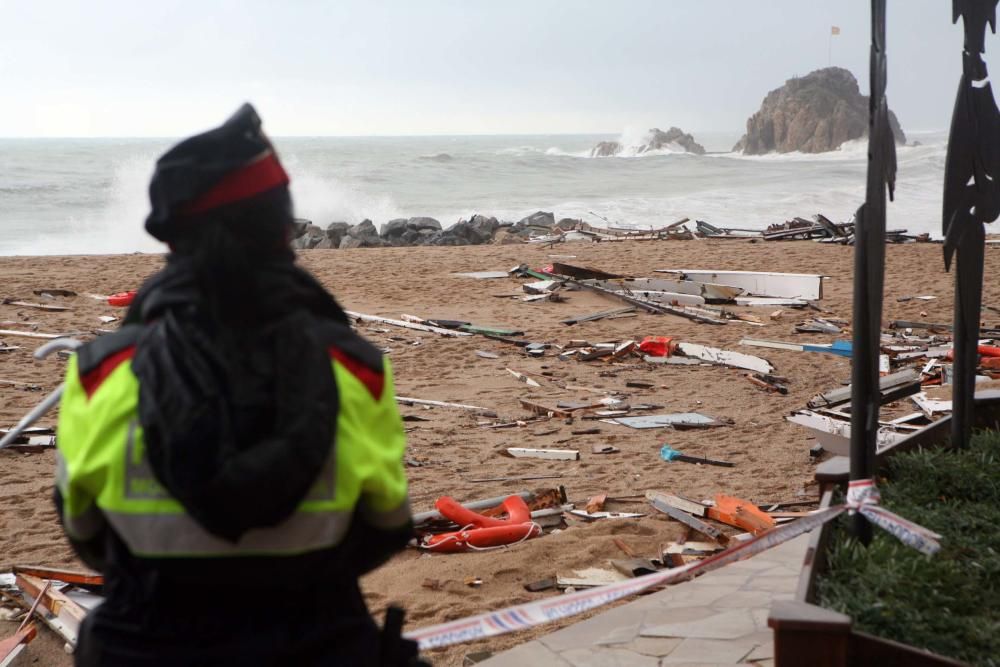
left=314, top=321, right=385, bottom=400
left=76, top=325, right=142, bottom=399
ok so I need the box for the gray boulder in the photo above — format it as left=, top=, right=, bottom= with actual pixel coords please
left=556, top=217, right=583, bottom=230
left=734, top=67, right=905, bottom=154
left=291, top=218, right=313, bottom=239
left=291, top=224, right=325, bottom=250
left=325, top=221, right=351, bottom=248
left=380, top=218, right=410, bottom=239
left=516, top=211, right=555, bottom=228
left=342, top=219, right=386, bottom=247
left=407, top=217, right=442, bottom=232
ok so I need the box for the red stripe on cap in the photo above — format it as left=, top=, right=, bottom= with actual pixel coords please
left=81, top=346, right=136, bottom=399
left=183, top=151, right=289, bottom=215
left=328, top=346, right=385, bottom=400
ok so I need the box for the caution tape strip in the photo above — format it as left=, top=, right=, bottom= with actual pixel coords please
left=405, top=491, right=940, bottom=651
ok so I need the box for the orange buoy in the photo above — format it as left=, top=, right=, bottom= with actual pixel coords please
left=107, top=290, right=137, bottom=307
left=421, top=522, right=540, bottom=553
left=422, top=495, right=539, bottom=552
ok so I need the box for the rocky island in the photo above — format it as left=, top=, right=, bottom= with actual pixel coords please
left=590, top=127, right=705, bottom=157
left=733, top=67, right=905, bottom=154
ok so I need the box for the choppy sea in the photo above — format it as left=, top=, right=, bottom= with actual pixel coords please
left=0, top=130, right=949, bottom=256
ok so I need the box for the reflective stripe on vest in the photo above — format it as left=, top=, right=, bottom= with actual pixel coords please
left=103, top=507, right=355, bottom=557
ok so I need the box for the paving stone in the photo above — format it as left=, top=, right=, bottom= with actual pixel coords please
left=660, top=636, right=759, bottom=664
left=693, top=573, right=755, bottom=587
left=640, top=606, right=717, bottom=629
left=713, top=591, right=787, bottom=609
left=749, top=660, right=774, bottom=667
left=642, top=609, right=757, bottom=640
left=615, top=636, right=683, bottom=657
left=740, top=576, right=799, bottom=594
left=541, top=607, right=648, bottom=653
left=477, top=639, right=573, bottom=666
left=561, top=646, right=660, bottom=667
left=750, top=608, right=770, bottom=630
left=742, top=630, right=775, bottom=661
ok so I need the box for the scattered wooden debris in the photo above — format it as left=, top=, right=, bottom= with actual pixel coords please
left=519, top=399, right=572, bottom=418
left=656, top=269, right=824, bottom=300
left=561, top=307, right=636, bottom=326
left=506, top=368, right=541, bottom=387
left=608, top=413, right=729, bottom=430
left=1, top=299, right=71, bottom=312
left=675, top=342, right=775, bottom=374
left=507, top=447, right=580, bottom=461
left=647, top=494, right=729, bottom=545
left=347, top=311, right=472, bottom=337
left=395, top=396, right=496, bottom=416
left=659, top=445, right=734, bottom=467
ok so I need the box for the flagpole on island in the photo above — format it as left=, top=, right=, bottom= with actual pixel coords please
left=829, top=25, right=840, bottom=66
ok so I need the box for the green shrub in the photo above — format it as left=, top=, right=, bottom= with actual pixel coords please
left=817, top=430, right=1000, bottom=667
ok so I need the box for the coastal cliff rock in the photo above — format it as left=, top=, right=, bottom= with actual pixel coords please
left=591, top=127, right=706, bottom=157
left=734, top=67, right=905, bottom=154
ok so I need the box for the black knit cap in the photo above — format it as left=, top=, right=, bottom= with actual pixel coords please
left=145, top=103, right=290, bottom=243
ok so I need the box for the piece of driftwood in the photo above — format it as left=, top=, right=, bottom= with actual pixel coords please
left=1, top=299, right=71, bottom=312
left=507, top=447, right=580, bottom=461
left=648, top=496, right=729, bottom=544
left=346, top=311, right=471, bottom=337
left=395, top=396, right=495, bottom=416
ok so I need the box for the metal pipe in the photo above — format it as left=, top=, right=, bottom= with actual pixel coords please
left=0, top=338, right=82, bottom=450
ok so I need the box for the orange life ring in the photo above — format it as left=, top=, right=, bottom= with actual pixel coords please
left=435, top=495, right=531, bottom=528
left=422, top=523, right=540, bottom=553
left=422, top=495, right=539, bottom=552
left=107, top=290, right=137, bottom=307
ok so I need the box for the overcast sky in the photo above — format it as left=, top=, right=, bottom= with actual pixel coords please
left=0, top=0, right=979, bottom=137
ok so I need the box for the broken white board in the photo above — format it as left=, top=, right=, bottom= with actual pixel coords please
left=786, top=410, right=908, bottom=456
left=452, top=271, right=511, bottom=279
left=910, top=392, right=952, bottom=418
left=735, top=297, right=809, bottom=307
left=656, top=270, right=823, bottom=300
left=643, top=355, right=704, bottom=365
left=676, top=342, right=774, bottom=374
left=612, top=290, right=706, bottom=307
left=608, top=413, right=719, bottom=429
left=584, top=277, right=743, bottom=301
left=568, top=510, right=645, bottom=520
left=507, top=447, right=580, bottom=460
left=556, top=568, right=630, bottom=589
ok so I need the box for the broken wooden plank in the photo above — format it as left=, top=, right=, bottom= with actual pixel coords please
left=0, top=623, right=36, bottom=667
left=506, top=368, right=541, bottom=387
left=646, top=491, right=709, bottom=517
left=807, top=368, right=921, bottom=409
left=735, top=297, right=809, bottom=307
left=648, top=496, right=729, bottom=544
left=707, top=495, right=775, bottom=535
left=676, top=342, right=775, bottom=374
left=1, top=299, right=71, bottom=312
left=583, top=277, right=744, bottom=302
left=395, top=396, right=495, bottom=416
left=452, top=271, right=511, bottom=279
left=785, top=410, right=909, bottom=456
left=561, top=307, right=635, bottom=325
left=611, top=290, right=706, bottom=307
left=549, top=262, right=627, bottom=280
left=519, top=399, right=572, bottom=418
left=608, top=413, right=725, bottom=429
left=15, top=573, right=88, bottom=646
left=11, top=566, right=102, bottom=588
left=346, top=311, right=472, bottom=337
left=507, top=447, right=580, bottom=461
left=0, top=330, right=70, bottom=340
left=658, top=269, right=823, bottom=300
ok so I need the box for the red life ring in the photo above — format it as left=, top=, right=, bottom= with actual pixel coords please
left=422, top=522, right=540, bottom=553
left=107, top=290, right=137, bottom=307
left=422, top=495, right=539, bottom=552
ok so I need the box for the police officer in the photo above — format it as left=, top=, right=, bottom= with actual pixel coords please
left=54, top=104, right=418, bottom=666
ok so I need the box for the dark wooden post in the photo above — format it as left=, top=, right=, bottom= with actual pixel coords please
left=850, top=0, right=896, bottom=543
left=943, top=0, right=1000, bottom=449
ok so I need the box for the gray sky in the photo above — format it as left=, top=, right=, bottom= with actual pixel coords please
left=0, top=0, right=979, bottom=137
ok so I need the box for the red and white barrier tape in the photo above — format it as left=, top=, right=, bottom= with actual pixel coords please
left=405, top=482, right=941, bottom=650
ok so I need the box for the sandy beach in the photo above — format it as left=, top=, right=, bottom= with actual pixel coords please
left=3, top=238, right=999, bottom=665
